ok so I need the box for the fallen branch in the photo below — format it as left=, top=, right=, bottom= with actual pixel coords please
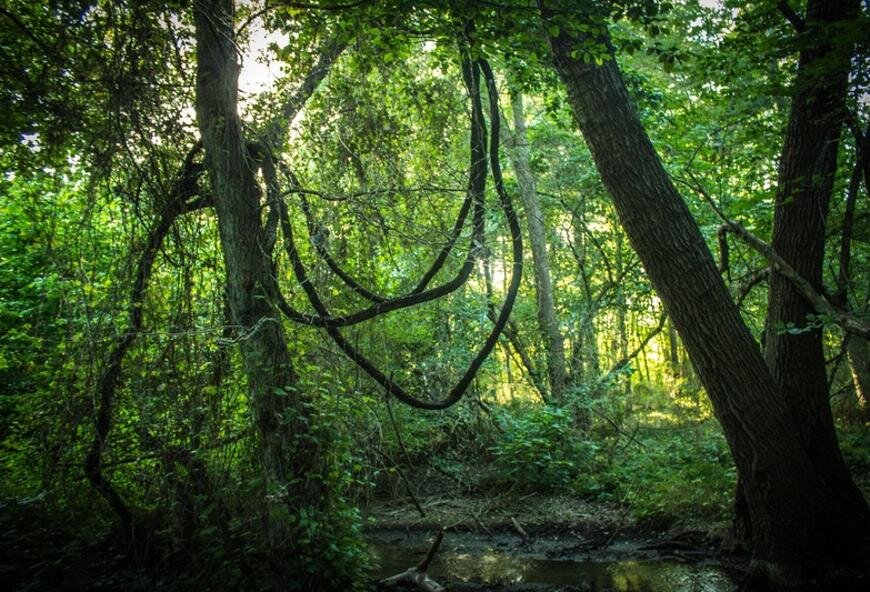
left=381, top=529, right=446, bottom=592
left=511, top=516, right=530, bottom=543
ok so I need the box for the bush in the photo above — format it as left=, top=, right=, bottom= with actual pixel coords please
left=608, top=426, right=737, bottom=527
left=490, top=405, right=598, bottom=492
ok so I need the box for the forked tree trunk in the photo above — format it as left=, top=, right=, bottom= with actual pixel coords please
left=545, top=9, right=869, bottom=587
left=193, top=0, right=324, bottom=554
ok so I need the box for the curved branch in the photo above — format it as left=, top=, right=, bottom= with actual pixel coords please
left=683, top=172, right=870, bottom=340
left=299, top=192, right=387, bottom=302
left=263, top=58, right=488, bottom=328
left=606, top=310, right=668, bottom=377
left=302, top=205, right=472, bottom=305
left=270, top=57, right=522, bottom=410
left=297, top=186, right=474, bottom=303
left=84, top=144, right=208, bottom=540
left=720, top=220, right=870, bottom=340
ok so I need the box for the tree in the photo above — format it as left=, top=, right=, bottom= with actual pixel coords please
left=542, top=0, right=869, bottom=587
left=753, top=0, right=869, bottom=552
left=501, top=86, right=568, bottom=401
left=192, top=2, right=354, bottom=587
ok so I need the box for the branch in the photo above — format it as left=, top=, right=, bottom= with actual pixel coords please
left=736, top=268, right=770, bottom=307
left=265, top=58, right=522, bottom=410
left=606, top=310, right=668, bottom=376
left=264, top=150, right=485, bottom=328
left=777, top=1, right=806, bottom=33
left=261, top=35, right=347, bottom=148
left=297, top=184, right=474, bottom=303
left=682, top=172, right=870, bottom=340
left=284, top=185, right=465, bottom=202
left=381, top=394, right=425, bottom=517
left=720, top=221, right=870, bottom=340
left=251, top=138, right=482, bottom=328
left=381, top=529, right=446, bottom=592
left=85, top=144, right=207, bottom=541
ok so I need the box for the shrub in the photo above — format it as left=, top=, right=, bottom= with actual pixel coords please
left=490, top=405, right=598, bottom=492
left=609, top=426, right=736, bottom=527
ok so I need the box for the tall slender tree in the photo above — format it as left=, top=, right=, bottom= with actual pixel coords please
left=502, top=87, right=568, bottom=401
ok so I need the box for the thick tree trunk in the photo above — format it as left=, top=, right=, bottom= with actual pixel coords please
left=762, top=0, right=867, bottom=530
left=193, top=0, right=323, bottom=553
left=503, top=89, right=568, bottom=400
left=545, top=11, right=869, bottom=587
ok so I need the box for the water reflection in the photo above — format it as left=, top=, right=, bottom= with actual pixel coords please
left=372, top=545, right=737, bottom=592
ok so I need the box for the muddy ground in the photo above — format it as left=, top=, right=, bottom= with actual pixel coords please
left=363, top=489, right=747, bottom=592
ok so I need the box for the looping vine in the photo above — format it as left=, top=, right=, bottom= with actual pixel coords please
left=262, top=52, right=523, bottom=410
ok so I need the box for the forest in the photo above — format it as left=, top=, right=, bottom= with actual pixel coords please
left=1, top=0, right=868, bottom=591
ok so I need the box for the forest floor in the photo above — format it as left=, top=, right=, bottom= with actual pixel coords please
left=362, top=469, right=746, bottom=591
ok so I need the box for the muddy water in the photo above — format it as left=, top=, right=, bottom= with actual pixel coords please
left=370, top=531, right=739, bottom=591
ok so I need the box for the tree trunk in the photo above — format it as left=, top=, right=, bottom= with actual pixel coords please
left=762, top=0, right=867, bottom=533
left=503, top=89, right=568, bottom=400
left=614, top=230, right=630, bottom=400
left=847, top=337, right=870, bottom=423
left=545, top=11, right=869, bottom=587
left=193, top=0, right=323, bottom=555
left=667, top=319, right=680, bottom=378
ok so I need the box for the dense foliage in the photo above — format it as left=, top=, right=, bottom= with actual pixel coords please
left=1, top=1, right=867, bottom=590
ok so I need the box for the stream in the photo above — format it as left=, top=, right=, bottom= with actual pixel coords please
left=370, top=530, right=740, bottom=591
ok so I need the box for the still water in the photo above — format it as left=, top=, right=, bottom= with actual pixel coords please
left=371, top=537, right=738, bottom=591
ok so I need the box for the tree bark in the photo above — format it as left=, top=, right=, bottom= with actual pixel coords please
left=544, top=7, right=869, bottom=586
left=503, top=88, right=568, bottom=400
left=193, top=0, right=323, bottom=555
left=761, top=0, right=868, bottom=541
left=847, top=336, right=870, bottom=423
left=667, top=319, right=680, bottom=378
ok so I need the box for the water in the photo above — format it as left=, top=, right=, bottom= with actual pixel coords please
left=371, top=534, right=738, bottom=592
